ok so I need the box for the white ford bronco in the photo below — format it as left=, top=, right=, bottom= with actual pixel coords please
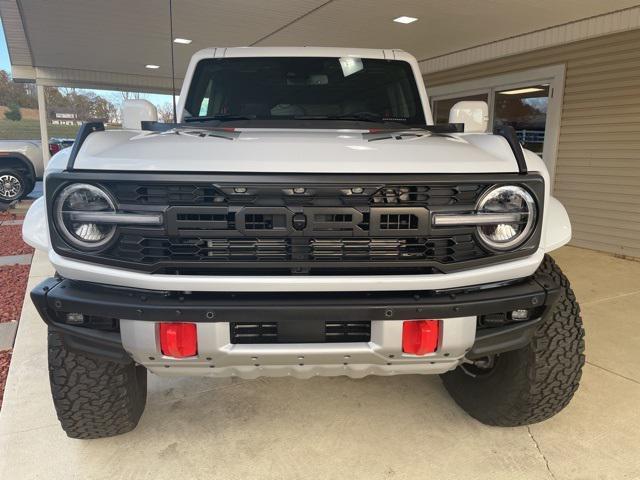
left=23, top=47, right=584, bottom=439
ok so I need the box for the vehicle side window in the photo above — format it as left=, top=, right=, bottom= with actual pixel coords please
left=198, top=82, right=212, bottom=116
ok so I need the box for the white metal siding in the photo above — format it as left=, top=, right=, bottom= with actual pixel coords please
left=425, top=29, right=640, bottom=258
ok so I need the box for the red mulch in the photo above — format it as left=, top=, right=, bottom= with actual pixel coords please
left=0, top=265, right=30, bottom=323
left=0, top=214, right=32, bottom=410
left=0, top=350, right=11, bottom=408
left=0, top=225, right=33, bottom=256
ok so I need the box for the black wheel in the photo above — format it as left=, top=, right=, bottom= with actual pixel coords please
left=0, top=169, right=27, bottom=203
left=441, top=255, right=585, bottom=426
left=48, top=329, right=147, bottom=439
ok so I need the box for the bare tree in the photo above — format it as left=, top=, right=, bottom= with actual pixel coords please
left=157, top=102, right=175, bottom=123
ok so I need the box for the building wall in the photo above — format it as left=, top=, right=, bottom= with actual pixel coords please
left=424, top=29, right=640, bottom=258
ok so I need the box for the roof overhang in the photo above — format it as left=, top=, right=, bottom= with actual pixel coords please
left=2, top=0, right=639, bottom=93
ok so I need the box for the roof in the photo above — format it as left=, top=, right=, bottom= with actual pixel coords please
left=1, top=0, right=638, bottom=93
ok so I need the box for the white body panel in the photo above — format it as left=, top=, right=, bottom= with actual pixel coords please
left=73, top=128, right=523, bottom=174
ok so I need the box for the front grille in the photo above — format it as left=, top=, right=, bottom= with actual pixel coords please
left=47, top=174, right=543, bottom=275
left=230, top=321, right=371, bottom=344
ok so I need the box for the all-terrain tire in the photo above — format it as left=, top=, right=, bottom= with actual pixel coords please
left=48, top=329, right=147, bottom=439
left=441, top=255, right=585, bottom=426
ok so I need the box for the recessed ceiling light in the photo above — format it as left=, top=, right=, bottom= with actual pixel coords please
left=393, top=16, right=418, bottom=24
left=499, top=87, right=544, bottom=95
left=145, top=64, right=160, bottom=69
left=173, top=38, right=192, bottom=44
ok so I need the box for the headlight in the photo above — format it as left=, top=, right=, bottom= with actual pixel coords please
left=476, top=185, right=536, bottom=250
left=54, top=183, right=116, bottom=250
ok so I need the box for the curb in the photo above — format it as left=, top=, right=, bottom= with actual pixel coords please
left=0, top=322, right=18, bottom=351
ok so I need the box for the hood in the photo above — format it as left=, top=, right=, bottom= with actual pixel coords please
left=72, top=128, right=521, bottom=174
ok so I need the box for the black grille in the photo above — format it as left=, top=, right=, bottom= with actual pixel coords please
left=47, top=174, right=544, bottom=275
left=230, top=321, right=371, bottom=344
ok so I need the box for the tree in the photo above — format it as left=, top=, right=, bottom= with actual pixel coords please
left=4, top=103, right=22, bottom=121
left=91, top=95, right=118, bottom=122
left=157, top=102, right=175, bottom=123
left=0, top=70, right=37, bottom=108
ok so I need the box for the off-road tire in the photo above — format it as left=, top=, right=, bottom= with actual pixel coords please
left=48, top=329, right=147, bottom=439
left=441, top=255, right=585, bottom=426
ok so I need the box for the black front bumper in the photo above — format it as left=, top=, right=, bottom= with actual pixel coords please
left=32, top=272, right=560, bottom=364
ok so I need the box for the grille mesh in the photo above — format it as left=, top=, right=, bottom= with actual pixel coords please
left=115, top=235, right=484, bottom=264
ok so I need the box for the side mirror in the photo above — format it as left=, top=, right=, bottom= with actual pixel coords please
left=449, top=101, right=489, bottom=133
left=121, top=100, right=158, bottom=130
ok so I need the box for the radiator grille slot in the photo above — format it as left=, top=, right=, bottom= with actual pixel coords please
left=230, top=321, right=371, bottom=344
left=114, top=235, right=484, bottom=265
left=230, top=322, right=278, bottom=343
left=107, top=183, right=227, bottom=205
left=325, top=321, right=371, bottom=342
left=370, top=184, right=483, bottom=205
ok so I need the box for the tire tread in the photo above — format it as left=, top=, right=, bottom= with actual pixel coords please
left=48, top=329, right=147, bottom=439
left=441, top=255, right=585, bottom=426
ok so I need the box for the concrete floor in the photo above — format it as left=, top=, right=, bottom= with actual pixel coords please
left=1, top=247, right=639, bottom=480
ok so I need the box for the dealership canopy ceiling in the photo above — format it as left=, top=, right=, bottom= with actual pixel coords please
left=1, top=0, right=639, bottom=93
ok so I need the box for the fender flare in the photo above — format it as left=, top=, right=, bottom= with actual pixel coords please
left=0, top=152, right=37, bottom=182
left=542, top=196, right=571, bottom=252
left=22, top=196, right=50, bottom=251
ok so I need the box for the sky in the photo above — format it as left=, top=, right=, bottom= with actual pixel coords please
left=0, top=19, right=172, bottom=108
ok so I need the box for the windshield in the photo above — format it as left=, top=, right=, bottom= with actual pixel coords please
left=183, top=57, right=426, bottom=127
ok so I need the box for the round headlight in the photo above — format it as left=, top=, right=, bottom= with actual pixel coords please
left=476, top=185, right=536, bottom=251
left=54, top=183, right=116, bottom=250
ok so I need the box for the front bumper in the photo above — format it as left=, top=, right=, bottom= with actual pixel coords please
left=31, top=273, right=560, bottom=379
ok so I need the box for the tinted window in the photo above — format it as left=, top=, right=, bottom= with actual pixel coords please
left=184, top=57, right=425, bottom=126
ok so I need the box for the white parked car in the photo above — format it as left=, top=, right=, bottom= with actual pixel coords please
left=23, top=47, right=584, bottom=439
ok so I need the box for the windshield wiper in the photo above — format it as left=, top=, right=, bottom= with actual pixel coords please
left=184, top=114, right=256, bottom=123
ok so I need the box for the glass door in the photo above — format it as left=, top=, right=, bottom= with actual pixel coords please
left=493, top=84, right=550, bottom=157
left=427, top=65, right=565, bottom=186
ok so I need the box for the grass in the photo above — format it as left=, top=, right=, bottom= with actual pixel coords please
left=0, top=118, right=79, bottom=140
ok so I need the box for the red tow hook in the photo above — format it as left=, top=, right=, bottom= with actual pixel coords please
left=402, top=320, right=440, bottom=355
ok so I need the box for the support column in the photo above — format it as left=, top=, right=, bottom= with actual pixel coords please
left=37, top=84, right=50, bottom=166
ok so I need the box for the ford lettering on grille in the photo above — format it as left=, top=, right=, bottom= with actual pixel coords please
left=166, top=206, right=430, bottom=238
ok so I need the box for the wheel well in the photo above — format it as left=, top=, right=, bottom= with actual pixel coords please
left=0, top=156, right=36, bottom=184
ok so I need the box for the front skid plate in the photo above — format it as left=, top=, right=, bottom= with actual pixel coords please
left=121, top=317, right=476, bottom=378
